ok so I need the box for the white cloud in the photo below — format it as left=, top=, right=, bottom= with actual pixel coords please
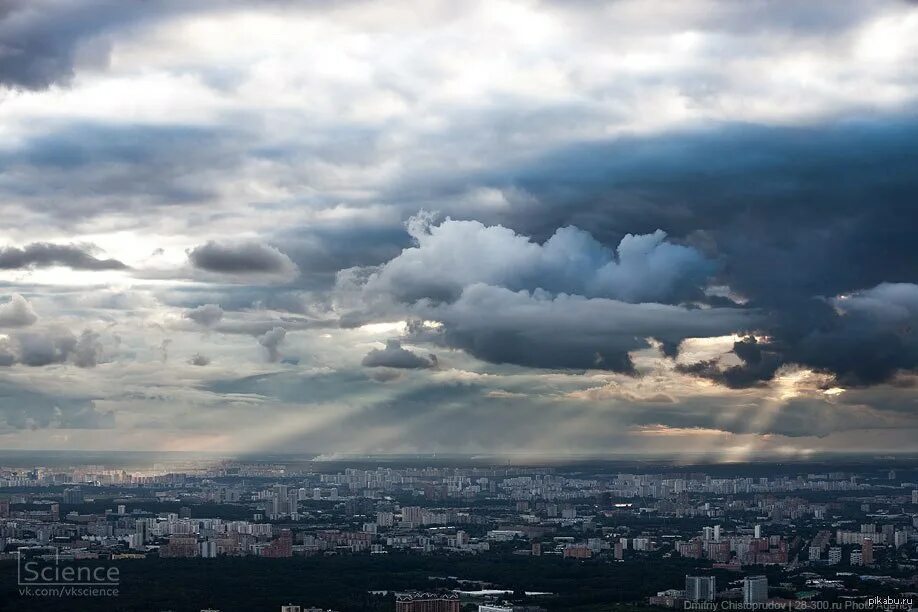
left=0, top=294, right=38, bottom=327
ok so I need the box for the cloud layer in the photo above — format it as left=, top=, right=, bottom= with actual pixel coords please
left=0, top=0, right=916, bottom=455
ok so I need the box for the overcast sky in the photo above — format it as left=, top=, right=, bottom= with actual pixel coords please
left=0, top=0, right=917, bottom=459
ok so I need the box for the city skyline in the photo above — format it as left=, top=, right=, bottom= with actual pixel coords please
left=1, top=454, right=916, bottom=610
left=0, top=1, right=917, bottom=457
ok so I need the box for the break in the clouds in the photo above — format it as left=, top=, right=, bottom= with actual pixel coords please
left=0, top=0, right=916, bottom=455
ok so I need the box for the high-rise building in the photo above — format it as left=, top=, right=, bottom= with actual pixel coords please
left=63, top=487, right=83, bottom=505
left=743, top=576, right=768, bottom=604
left=754, top=524, right=761, bottom=539
left=135, top=519, right=149, bottom=544
left=713, top=525, right=721, bottom=542
left=402, top=506, right=423, bottom=525
left=912, top=489, right=918, bottom=505
left=685, top=576, right=715, bottom=602
left=861, top=538, right=874, bottom=565
left=395, top=592, right=460, bottom=612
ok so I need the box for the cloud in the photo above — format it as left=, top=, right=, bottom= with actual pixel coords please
left=0, top=338, right=15, bottom=366
left=0, top=243, right=127, bottom=270
left=0, top=0, right=917, bottom=453
left=362, top=339, right=437, bottom=369
left=258, top=326, right=287, bottom=362
left=678, top=336, right=782, bottom=389
left=0, top=380, right=114, bottom=430
left=360, top=215, right=714, bottom=305
left=184, top=303, right=224, bottom=327
left=0, top=123, right=245, bottom=230
left=15, top=330, right=78, bottom=366
left=0, top=293, right=38, bottom=327
left=0, top=1, right=221, bottom=90
left=0, top=0, right=120, bottom=90
left=489, top=121, right=918, bottom=306
left=677, top=283, right=918, bottom=388
left=336, top=215, right=747, bottom=372
left=188, top=241, right=299, bottom=280
left=189, top=353, right=211, bottom=366
left=5, top=328, right=105, bottom=367
left=411, top=284, right=757, bottom=372
left=72, top=329, right=103, bottom=368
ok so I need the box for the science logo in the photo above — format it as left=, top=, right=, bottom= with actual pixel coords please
left=16, top=546, right=119, bottom=599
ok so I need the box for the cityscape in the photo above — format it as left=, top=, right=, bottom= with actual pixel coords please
left=1, top=454, right=917, bottom=610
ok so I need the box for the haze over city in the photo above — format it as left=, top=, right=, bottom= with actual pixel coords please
left=0, top=0, right=917, bottom=460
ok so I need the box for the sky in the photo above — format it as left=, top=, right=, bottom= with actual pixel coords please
left=0, top=0, right=917, bottom=459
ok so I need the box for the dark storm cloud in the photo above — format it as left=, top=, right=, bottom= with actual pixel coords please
left=188, top=242, right=298, bottom=277
left=382, top=119, right=916, bottom=385
left=409, top=284, right=758, bottom=372
left=362, top=339, right=437, bottom=369
left=680, top=283, right=918, bottom=388
left=485, top=120, right=918, bottom=302
left=0, top=243, right=126, bottom=270
left=0, top=0, right=145, bottom=90
left=678, top=336, right=782, bottom=389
